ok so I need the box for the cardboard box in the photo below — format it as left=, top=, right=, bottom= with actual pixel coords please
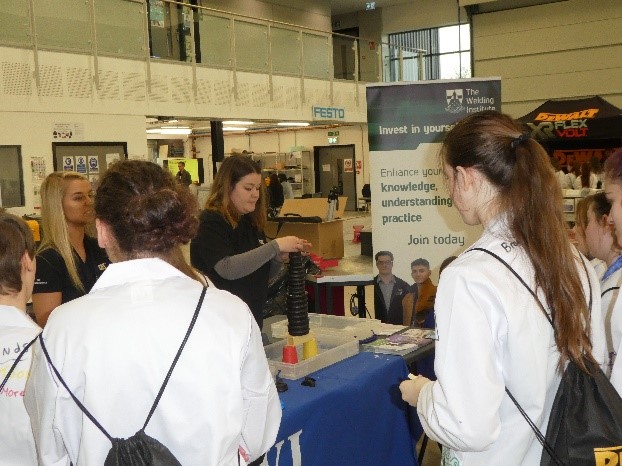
left=265, top=197, right=348, bottom=259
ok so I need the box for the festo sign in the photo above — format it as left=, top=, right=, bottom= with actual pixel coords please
left=312, top=106, right=345, bottom=121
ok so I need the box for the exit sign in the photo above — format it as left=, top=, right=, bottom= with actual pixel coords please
left=328, top=131, right=339, bottom=136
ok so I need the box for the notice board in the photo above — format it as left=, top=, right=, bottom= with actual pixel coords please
left=52, top=142, right=128, bottom=186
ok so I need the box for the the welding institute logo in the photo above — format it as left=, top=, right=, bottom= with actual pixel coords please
left=445, top=89, right=465, bottom=113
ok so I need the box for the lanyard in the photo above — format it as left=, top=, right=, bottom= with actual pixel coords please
left=601, top=254, right=622, bottom=283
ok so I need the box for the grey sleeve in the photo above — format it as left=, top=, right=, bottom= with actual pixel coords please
left=269, top=256, right=284, bottom=280
left=214, top=241, right=280, bottom=280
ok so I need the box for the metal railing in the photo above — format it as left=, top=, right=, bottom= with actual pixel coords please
left=0, top=0, right=426, bottom=91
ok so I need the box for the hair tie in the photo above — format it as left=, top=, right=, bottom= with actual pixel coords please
left=510, top=132, right=531, bottom=150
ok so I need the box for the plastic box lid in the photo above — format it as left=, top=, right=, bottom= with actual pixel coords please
left=271, top=313, right=405, bottom=340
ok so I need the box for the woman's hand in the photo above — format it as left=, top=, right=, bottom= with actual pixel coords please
left=399, top=375, right=432, bottom=407
left=275, top=236, right=312, bottom=253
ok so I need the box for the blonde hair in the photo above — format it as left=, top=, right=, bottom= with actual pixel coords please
left=38, top=171, right=90, bottom=293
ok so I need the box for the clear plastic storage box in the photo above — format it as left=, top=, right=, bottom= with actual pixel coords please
left=270, top=313, right=402, bottom=341
left=263, top=333, right=359, bottom=380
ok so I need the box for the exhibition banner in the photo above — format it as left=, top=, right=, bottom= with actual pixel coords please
left=367, top=78, right=501, bottom=282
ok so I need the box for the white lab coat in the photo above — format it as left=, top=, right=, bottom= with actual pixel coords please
left=607, top=273, right=622, bottom=394
left=417, top=217, right=607, bottom=466
left=24, top=258, right=281, bottom=466
left=555, top=170, right=570, bottom=190
left=572, top=172, right=599, bottom=189
left=0, top=306, right=40, bottom=466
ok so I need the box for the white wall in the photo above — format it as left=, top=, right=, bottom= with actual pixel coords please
left=0, top=112, right=147, bottom=217
left=472, top=0, right=622, bottom=118
left=382, top=0, right=467, bottom=35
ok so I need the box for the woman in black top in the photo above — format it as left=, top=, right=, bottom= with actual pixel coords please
left=190, top=155, right=309, bottom=330
left=32, top=172, right=109, bottom=326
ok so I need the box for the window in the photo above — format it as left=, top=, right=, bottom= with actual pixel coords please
left=388, top=23, right=471, bottom=81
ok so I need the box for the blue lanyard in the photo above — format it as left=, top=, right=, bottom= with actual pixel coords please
left=602, top=255, right=622, bottom=283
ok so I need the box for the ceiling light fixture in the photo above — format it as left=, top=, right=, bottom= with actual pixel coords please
left=160, top=128, right=192, bottom=135
left=146, top=127, right=192, bottom=135
left=223, top=120, right=254, bottom=125
left=223, top=126, right=249, bottom=132
left=277, top=122, right=310, bottom=127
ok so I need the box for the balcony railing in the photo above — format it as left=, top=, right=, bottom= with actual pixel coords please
left=0, top=0, right=425, bottom=90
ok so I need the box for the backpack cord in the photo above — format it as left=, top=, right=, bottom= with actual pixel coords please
left=39, top=333, right=114, bottom=442
left=469, top=247, right=593, bottom=466
left=143, top=286, right=207, bottom=430
left=0, top=334, right=39, bottom=393
left=38, top=286, right=207, bottom=442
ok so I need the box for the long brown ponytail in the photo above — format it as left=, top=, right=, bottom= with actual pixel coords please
left=442, top=111, right=594, bottom=372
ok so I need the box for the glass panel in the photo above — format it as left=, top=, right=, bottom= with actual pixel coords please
left=439, top=52, right=471, bottom=79
left=149, top=0, right=170, bottom=58
left=0, top=146, right=25, bottom=208
left=403, top=56, right=420, bottom=81
left=439, top=23, right=470, bottom=54
left=0, top=0, right=31, bottom=45
left=149, top=1, right=188, bottom=61
left=438, top=25, right=460, bottom=54
left=460, top=23, right=471, bottom=50
left=235, top=20, right=268, bottom=72
left=461, top=51, right=471, bottom=77
left=303, top=33, right=329, bottom=79
left=271, top=27, right=300, bottom=75
left=34, top=0, right=91, bottom=51
left=332, top=35, right=355, bottom=80
left=95, top=0, right=145, bottom=57
left=198, top=13, right=231, bottom=67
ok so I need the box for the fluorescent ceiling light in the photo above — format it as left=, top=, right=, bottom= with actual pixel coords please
left=148, top=127, right=192, bottom=135
left=277, top=122, right=310, bottom=127
left=161, top=128, right=191, bottom=135
left=223, top=126, right=249, bottom=132
left=223, top=120, right=254, bottom=125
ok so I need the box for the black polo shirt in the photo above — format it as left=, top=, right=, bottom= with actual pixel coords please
left=190, top=210, right=270, bottom=329
left=34, top=236, right=109, bottom=304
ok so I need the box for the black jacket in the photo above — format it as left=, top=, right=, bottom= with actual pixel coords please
left=373, top=275, right=411, bottom=324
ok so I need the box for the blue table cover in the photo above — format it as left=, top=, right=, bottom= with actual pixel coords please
left=265, top=351, right=419, bottom=466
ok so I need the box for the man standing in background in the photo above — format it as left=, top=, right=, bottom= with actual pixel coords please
left=176, top=161, right=192, bottom=186
left=373, top=250, right=410, bottom=324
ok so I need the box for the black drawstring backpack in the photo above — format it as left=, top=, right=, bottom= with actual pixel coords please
left=472, top=248, right=622, bottom=466
left=38, top=287, right=207, bottom=466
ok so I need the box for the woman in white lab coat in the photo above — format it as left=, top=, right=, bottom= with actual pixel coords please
left=602, top=149, right=622, bottom=395
left=580, top=192, right=622, bottom=379
left=25, top=160, right=281, bottom=465
left=399, top=111, right=606, bottom=465
left=0, top=212, right=40, bottom=464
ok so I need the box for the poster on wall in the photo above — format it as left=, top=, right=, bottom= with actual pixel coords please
left=366, top=78, right=501, bottom=282
left=52, top=123, right=84, bottom=140
left=31, top=156, right=46, bottom=211
left=88, top=155, right=99, bottom=174
left=343, top=158, right=353, bottom=173
left=75, top=156, right=87, bottom=174
left=62, top=156, right=75, bottom=171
